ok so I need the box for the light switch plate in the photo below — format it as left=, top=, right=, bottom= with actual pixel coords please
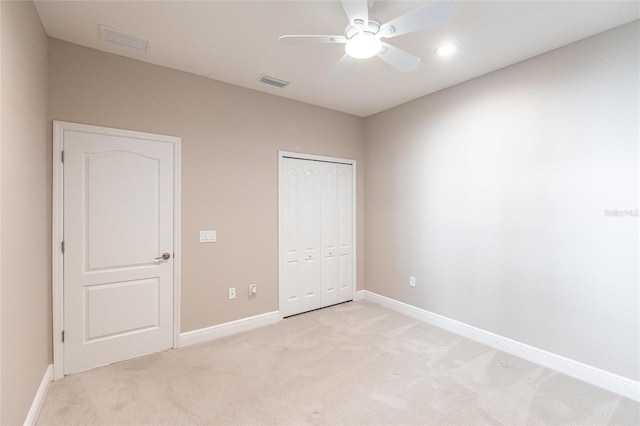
left=199, top=230, right=216, bottom=243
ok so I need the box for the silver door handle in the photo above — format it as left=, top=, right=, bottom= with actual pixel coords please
left=155, top=252, right=171, bottom=260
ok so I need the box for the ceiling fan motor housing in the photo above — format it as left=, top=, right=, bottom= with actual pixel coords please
left=344, top=19, right=381, bottom=39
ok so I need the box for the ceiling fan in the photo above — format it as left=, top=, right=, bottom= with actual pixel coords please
left=279, top=0, right=454, bottom=72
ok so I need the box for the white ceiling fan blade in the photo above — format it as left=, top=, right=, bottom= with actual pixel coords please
left=341, top=0, right=369, bottom=27
left=327, top=53, right=357, bottom=81
left=379, top=0, right=454, bottom=39
left=377, top=42, right=420, bottom=72
left=279, top=35, right=347, bottom=44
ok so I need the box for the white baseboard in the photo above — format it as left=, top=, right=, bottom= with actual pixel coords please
left=24, top=364, right=53, bottom=426
left=355, top=290, right=366, bottom=301
left=362, top=291, right=640, bottom=402
left=178, top=311, right=280, bottom=348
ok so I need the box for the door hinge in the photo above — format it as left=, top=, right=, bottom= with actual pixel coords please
left=62, top=330, right=65, bottom=343
left=61, top=241, right=65, bottom=253
left=61, top=150, right=64, bottom=163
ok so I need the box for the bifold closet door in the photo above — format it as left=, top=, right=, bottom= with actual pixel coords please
left=320, top=163, right=338, bottom=308
left=282, top=158, right=322, bottom=316
left=336, top=164, right=353, bottom=303
left=281, top=157, right=353, bottom=317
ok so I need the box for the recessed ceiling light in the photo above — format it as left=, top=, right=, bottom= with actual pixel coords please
left=435, top=43, right=458, bottom=57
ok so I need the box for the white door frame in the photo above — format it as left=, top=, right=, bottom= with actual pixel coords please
left=52, top=121, right=182, bottom=380
left=278, top=151, right=357, bottom=319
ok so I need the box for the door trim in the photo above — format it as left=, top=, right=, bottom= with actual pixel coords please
left=52, top=121, right=182, bottom=380
left=277, top=151, right=357, bottom=319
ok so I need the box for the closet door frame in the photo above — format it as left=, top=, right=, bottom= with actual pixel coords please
left=278, top=151, right=356, bottom=319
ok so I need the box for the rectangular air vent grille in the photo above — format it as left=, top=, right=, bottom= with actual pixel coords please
left=99, top=25, right=149, bottom=51
left=259, top=74, right=289, bottom=88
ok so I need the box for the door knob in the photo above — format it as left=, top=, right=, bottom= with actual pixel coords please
left=155, top=252, right=171, bottom=260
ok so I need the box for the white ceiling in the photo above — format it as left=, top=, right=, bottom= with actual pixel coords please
left=34, top=1, right=639, bottom=117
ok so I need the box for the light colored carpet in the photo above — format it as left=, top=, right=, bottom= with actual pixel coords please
left=37, top=300, right=639, bottom=425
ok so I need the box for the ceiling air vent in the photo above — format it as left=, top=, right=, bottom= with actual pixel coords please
left=259, top=74, right=289, bottom=88
left=99, top=25, right=149, bottom=51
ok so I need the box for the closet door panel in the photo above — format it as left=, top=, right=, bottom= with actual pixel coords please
left=282, top=162, right=303, bottom=316
left=299, top=161, right=322, bottom=312
left=337, top=164, right=354, bottom=302
left=320, top=162, right=338, bottom=308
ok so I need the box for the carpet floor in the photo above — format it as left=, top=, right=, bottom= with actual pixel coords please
left=37, top=300, right=639, bottom=425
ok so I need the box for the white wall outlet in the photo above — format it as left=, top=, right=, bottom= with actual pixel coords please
left=249, top=284, right=257, bottom=296
left=199, top=230, right=216, bottom=243
left=409, top=276, right=416, bottom=287
left=228, top=287, right=236, bottom=299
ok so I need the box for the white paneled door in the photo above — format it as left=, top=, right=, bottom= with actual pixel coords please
left=62, top=125, right=176, bottom=375
left=336, top=164, right=354, bottom=302
left=280, top=156, right=354, bottom=317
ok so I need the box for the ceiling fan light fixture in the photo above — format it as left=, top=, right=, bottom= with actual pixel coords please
left=345, top=32, right=382, bottom=59
left=435, top=43, right=458, bottom=57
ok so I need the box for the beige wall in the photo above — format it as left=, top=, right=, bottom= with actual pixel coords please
left=364, top=22, right=639, bottom=381
left=49, top=39, right=366, bottom=332
left=0, top=0, right=51, bottom=424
